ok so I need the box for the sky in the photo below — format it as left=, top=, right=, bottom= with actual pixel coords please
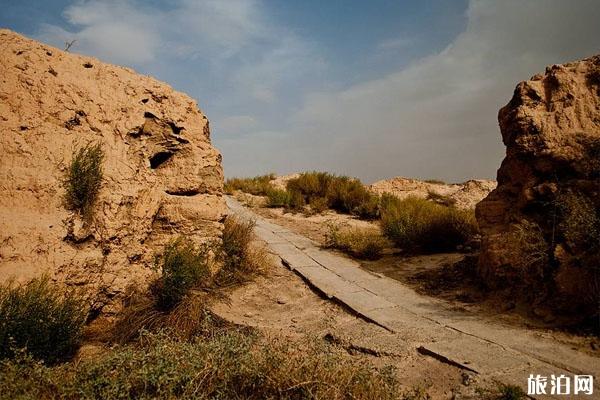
left=1, top=0, right=599, bottom=183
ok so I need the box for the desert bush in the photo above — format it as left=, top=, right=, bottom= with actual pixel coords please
left=286, top=171, right=379, bottom=218
left=265, top=188, right=291, bottom=207
left=326, top=225, right=388, bottom=260
left=0, top=277, right=87, bottom=364
left=0, top=330, right=399, bottom=400
left=224, top=173, right=275, bottom=195
left=309, top=196, right=329, bottom=214
left=556, top=191, right=600, bottom=304
left=325, top=176, right=379, bottom=218
left=286, top=171, right=332, bottom=201
left=153, top=238, right=211, bottom=310
left=115, top=215, right=267, bottom=342
left=64, top=142, right=104, bottom=219
left=380, top=195, right=478, bottom=253
left=215, top=215, right=267, bottom=287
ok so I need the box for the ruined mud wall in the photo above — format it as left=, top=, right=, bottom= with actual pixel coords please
left=476, top=55, right=600, bottom=320
left=0, top=30, right=226, bottom=314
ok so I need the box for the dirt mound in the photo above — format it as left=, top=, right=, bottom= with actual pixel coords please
left=476, top=55, right=600, bottom=320
left=369, top=177, right=496, bottom=209
left=0, top=30, right=226, bottom=315
left=269, top=173, right=300, bottom=190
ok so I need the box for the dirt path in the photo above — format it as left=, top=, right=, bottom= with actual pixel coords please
left=225, top=197, right=599, bottom=398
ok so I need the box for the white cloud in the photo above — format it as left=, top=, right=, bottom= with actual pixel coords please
left=267, top=0, right=600, bottom=182
left=34, top=0, right=600, bottom=182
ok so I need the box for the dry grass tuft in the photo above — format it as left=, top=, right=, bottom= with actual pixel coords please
left=113, top=214, right=269, bottom=343
left=380, top=194, right=478, bottom=253
left=326, top=224, right=388, bottom=260
left=0, top=330, right=400, bottom=400
left=215, top=215, right=269, bottom=288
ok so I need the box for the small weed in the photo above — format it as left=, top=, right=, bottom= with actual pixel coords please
left=424, top=179, right=446, bottom=185
left=152, top=237, right=211, bottom=310
left=63, top=142, right=104, bottom=219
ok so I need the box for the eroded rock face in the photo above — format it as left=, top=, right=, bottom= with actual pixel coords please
left=0, top=30, right=226, bottom=315
left=476, top=55, right=600, bottom=318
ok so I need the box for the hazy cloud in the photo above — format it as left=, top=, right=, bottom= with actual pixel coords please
left=34, top=0, right=600, bottom=183
left=223, top=0, right=600, bottom=183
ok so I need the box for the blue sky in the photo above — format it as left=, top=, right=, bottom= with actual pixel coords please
left=1, top=0, right=599, bottom=182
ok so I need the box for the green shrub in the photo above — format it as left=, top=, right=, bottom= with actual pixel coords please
left=116, top=216, right=267, bottom=342
left=325, top=176, right=378, bottom=218
left=0, top=277, right=87, bottom=364
left=64, top=142, right=104, bottom=219
left=285, top=171, right=379, bottom=218
left=224, top=174, right=275, bottom=195
left=153, top=238, right=211, bottom=310
left=215, top=216, right=267, bottom=287
left=286, top=171, right=332, bottom=202
left=380, top=195, right=478, bottom=253
left=265, top=188, right=291, bottom=207
left=0, top=331, right=399, bottom=400
left=326, top=225, right=388, bottom=260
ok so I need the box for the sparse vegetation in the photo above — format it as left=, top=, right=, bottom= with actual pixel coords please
left=380, top=194, right=478, bottom=253
left=115, top=215, right=267, bottom=342
left=215, top=216, right=267, bottom=287
left=326, top=224, right=388, bottom=260
left=0, top=330, right=399, bottom=400
left=265, top=187, right=291, bottom=207
left=152, top=237, right=212, bottom=311
left=286, top=171, right=380, bottom=219
left=229, top=171, right=380, bottom=218
left=64, top=142, right=104, bottom=219
left=0, top=277, right=88, bottom=364
left=556, top=191, right=600, bottom=305
left=224, top=173, right=275, bottom=195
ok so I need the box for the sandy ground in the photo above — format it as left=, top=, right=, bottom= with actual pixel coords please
left=211, top=251, right=478, bottom=399
left=232, top=193, right=600, bottom=358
